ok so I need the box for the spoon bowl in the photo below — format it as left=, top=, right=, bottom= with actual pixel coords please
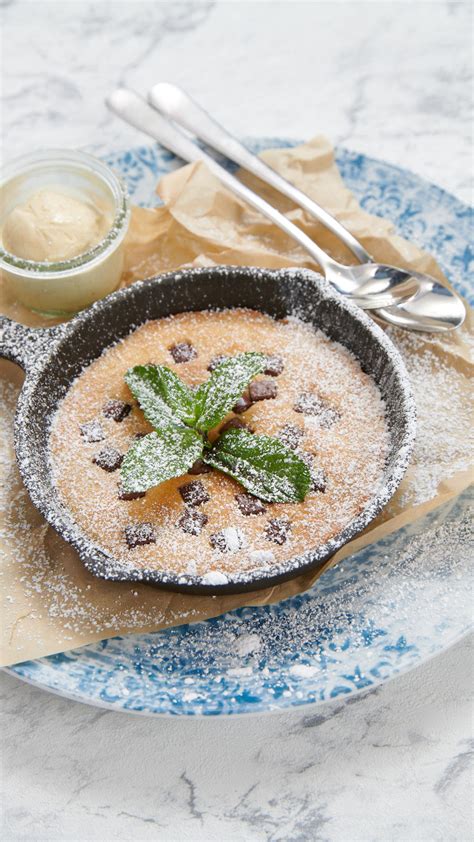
left=376, top=271, right=466, bottom=332
left=327, top=261, right=421, bottom=310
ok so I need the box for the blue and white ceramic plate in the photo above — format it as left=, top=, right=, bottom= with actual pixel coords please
left=6, top=141, right=473, bottom=716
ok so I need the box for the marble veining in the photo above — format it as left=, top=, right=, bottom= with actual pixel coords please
left=0, top=1, right=472, bottom=840
left=1, top=1, right=472, bottom=204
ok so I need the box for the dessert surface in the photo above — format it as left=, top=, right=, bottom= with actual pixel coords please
left=49, top=309, right=389, bottom=583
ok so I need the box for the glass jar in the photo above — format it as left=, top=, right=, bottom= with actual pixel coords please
left=0, top=149, right=130, bottom=316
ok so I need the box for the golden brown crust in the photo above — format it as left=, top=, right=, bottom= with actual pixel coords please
left=50, top=309, right=389, bottom=580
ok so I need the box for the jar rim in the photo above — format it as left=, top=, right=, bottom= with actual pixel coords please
left=0, top=149, right=130, bottom=278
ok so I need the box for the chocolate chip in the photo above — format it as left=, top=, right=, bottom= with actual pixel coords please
left=188, top=458, right=213, bottom=475
left=118, top=484, right=146, bottom=501
left=298, top=450, right=313, bottom=468
left=294, top=392, right=322, bottom=415
left=210, top=527, right=245, bottom=553
left=103, top=399, right=132, bottom=422
left=93, top=447, right=123, bottom=472
left=125, top=522, right=156, bottom=548
left=265, top=517, right=292, bottom=545
left=293, top=393, right=341, bottom=428
left=209, top=532, right=226, bottom=552
left=235, top=493, right=267, bottom=516
left=264, top=355, right=284, bottom=376
left=178, top=480, right=210, bottom=507
left=310, top=467, right=327, bottom=493
left=277, top=424, right=304, bottom=450
left=299, top=452, right=328, bottom=493
left=80, top=420, right=105, bottom=443
left=177, top=509, right=208, bottom=535
left=322, top=408, right=341, bottom=429
left=233, top=391, right=252, bottom=414
left=220, top=417, right=253, bottom=433
left=207, top=354, right=228, bottom=372
left=169, top=342, right=197, bottom=364
left=249, top=379, right=278, bottom=402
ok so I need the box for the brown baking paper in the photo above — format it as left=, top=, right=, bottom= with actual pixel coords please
left=1, top=137, right=472, bottom=667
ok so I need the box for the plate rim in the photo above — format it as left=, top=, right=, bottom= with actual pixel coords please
left=4, top=139, right=472, bottom=716
left=4, top=625, right=472, bottom=718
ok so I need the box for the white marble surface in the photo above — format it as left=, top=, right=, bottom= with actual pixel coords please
left=1, top=637, right=472, bottom=841
left=2, top=0, right=473, bottom=204
left=1, top=1, right=473, bottom=840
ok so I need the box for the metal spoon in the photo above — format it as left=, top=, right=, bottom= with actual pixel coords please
left=107, top=88, right=420, bottom=311
left=148, top=82, right=466, bottom=333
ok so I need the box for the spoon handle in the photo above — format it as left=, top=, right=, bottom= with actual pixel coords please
left=106, top=89, right=362, bottom=297
left=148, top=83, right=372, bottom=265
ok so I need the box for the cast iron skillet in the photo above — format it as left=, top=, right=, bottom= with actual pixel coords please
left=0, top=266, right=416, bottom=595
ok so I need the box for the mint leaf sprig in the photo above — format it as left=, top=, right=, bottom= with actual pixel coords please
left=205, top=427, right=310, bottom=503
left=120, top=353, right=311, bottom=503
left=125, top=364, right=196, bottom=429
left=193, top=353, right=267, bottom=433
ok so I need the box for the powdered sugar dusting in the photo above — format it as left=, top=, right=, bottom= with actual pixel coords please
left=1, top=266, right=416, bottom=595
left=386, top=326, right=473, bottom=507
left=48, top=304, right=391, bottom=586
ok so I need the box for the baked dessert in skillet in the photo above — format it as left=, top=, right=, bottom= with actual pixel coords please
left=49, top=307, right=389, bottom=586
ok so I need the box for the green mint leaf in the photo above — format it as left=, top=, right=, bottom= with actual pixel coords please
left=194, top=353, right=266, bottom=432
left=204, top=428, right=311, bottom=503
left=125, top=364, right=196, bottom=429
left=120, top=426, right=203, bottom=492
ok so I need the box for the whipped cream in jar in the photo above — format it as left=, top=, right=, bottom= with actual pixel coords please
left=0, top=150, right=130, bottom=316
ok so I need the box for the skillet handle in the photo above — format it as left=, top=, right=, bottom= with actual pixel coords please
left=0, top=316, right=65, bottom=372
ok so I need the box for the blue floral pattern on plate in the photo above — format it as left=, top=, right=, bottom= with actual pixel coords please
left=6, top=140, right=473, bottom=716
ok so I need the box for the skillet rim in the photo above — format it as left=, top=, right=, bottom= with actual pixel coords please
left=9, top=265, right=417, bottom=595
